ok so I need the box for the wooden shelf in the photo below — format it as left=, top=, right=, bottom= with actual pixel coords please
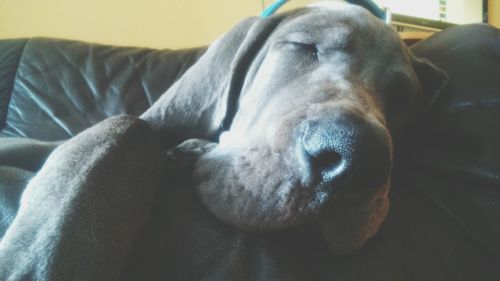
left=399, top=31, right=435, bottom=46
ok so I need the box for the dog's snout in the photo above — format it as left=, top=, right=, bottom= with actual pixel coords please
left=301, top=124, right=347, bottom=184
left=298, top=112, right=392, bottom=199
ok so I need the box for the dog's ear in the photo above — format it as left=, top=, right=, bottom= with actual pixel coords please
left=141, top=13, right=291, bottom=146
left=411, top=55, right=449, bottom=108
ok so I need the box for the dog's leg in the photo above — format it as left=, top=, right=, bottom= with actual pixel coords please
left=0, top=138, right=61, bottom=237
left=0, top=115, right=164, bottom=281
left=0, top=166, right=34, bottom=238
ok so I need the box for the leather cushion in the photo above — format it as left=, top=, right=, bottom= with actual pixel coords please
left=410, top=24, right=500, bottom=186
left=0, top=39, right=28, bottom=131
left=407, top=24, right=500, bottom=258
left=0, top=38, right=205, bottom=141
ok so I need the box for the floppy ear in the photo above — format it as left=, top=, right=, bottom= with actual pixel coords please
left=411, top=55, right=449, bottom=108
left=140, top=14, right=290, bottom=147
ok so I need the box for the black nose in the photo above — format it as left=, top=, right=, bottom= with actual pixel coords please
left=298, top=112, right=392, bottom=198
left=301, top=132, right=345, bottom=184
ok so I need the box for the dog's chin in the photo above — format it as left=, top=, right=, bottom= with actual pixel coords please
left=317, top=180, right=390, bottom=254
left=171, top=139, right=390, bottom=254
left=193, top=143, right=328, bottom=231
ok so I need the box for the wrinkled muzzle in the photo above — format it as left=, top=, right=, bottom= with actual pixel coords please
left=296, top=109, right=393, bottom=204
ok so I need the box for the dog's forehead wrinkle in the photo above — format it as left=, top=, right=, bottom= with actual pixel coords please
left=276, top=15, right=356, bottom=44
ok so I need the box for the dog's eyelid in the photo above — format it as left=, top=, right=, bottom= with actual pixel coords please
left=292, top=41, right=317, bottom=49
left=276, top=40, right=319, bottom=55
left=278, top=32, right=320, bottom=45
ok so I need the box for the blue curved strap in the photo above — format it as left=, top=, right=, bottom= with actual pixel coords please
left=345, top=0, right=387, bottom=21
left=260, top=0, right=389, bottom=23
left=260, top=0, right=289, bottom=18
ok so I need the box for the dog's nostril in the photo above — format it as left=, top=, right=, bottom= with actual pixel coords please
left=310, top=150, right=342, bottom=172
left=307, top=149, right=345, bottom=182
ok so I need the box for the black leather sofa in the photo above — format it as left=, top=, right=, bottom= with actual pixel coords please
left=0, top=38, right=205, bottom=140
left=0, top=23, right=499, bottom=279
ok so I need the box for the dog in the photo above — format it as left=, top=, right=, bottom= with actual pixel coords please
left=140, top=0, right=446, bottom=253
left=0, top=2, right=448, bottom=280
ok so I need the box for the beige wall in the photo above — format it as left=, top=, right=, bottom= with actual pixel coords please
left=2, top=0, right=495, bottom=50
left=490, top=0, right=500, bottom=27
left=0, top=0, right=309, bottom=49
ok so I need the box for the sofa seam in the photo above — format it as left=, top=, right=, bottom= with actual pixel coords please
left=1, top=38, right=30, bottom=131
left=11, top=38, right=30, bottom=98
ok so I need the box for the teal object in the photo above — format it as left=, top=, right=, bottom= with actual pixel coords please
left=260, top=0, right=289, bottom=18
left=345, top=0, right=387, bottom=20
left=259, top=0, right=389, bottom=23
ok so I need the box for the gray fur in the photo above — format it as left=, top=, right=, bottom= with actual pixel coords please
left=0, top=2, right=448, bottom=279
left=0, top=116, right=164, bottom=281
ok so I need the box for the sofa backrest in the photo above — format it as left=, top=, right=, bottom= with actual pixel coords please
left=409, top=24, right=500, bottom=179
left=0, top=37, right=205, bottom=141
left=403, top=24, right=500, bottom=256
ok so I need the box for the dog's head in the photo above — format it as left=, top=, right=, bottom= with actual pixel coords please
left=144, top=2, right=447, bottom=254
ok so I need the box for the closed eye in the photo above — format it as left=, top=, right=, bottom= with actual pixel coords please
left=278, top=41, right=319, bottom=56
